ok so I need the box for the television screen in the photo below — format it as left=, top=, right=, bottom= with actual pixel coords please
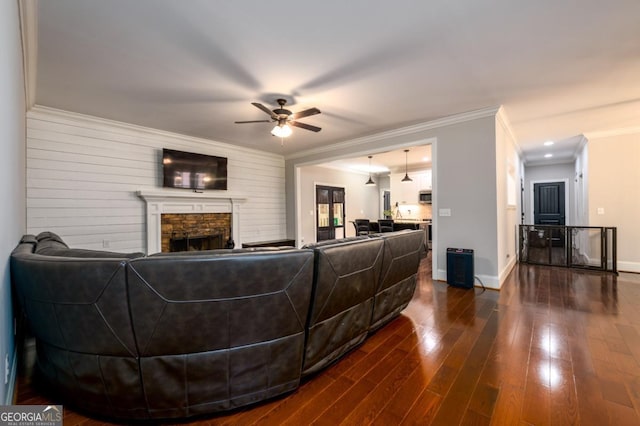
left=162, top=148, right=228, bottom=190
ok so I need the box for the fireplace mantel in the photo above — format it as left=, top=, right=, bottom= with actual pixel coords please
left=136, top=190, right=246, bottom=254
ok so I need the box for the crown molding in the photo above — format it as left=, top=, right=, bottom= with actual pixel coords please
left=28, top=105, right=284, bottom=160
left=496, top=106, right=523, bottom=157
left=572, top=135, right=588, bottom=158
left=19, top=0, right=38, bottom=109
left=285, top=106, right=501, bottom=161
left=584, top=126, right=640, bottom=140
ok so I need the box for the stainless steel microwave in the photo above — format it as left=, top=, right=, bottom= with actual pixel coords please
left=419, top=190, right=432, bottom=204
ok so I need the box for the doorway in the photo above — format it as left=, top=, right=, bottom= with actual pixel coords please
left=382, top=190, right=391, bottom=218
left=316, top=185, right=345, bottom=241
left=533, top=181, right=566, bottom=255
left=533, top=181, right=566, bottom=226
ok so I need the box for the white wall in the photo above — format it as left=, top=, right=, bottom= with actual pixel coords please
left=0, top=0, right=26, bottom=404
left=495, top=112, right=520, bottom=283
left=588, top=132, right=640, bottom=272
left=436, top=116, right=499, bottom=287
left=298, top=165, right=379, bottom=245
left=574, top=141, right=589, bottom=226
left=27, top=107, right=287, bottom=252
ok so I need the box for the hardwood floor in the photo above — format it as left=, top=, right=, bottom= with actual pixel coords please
left=15, top=257, right=640, bottom=425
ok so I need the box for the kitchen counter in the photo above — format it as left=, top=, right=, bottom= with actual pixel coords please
left=390, top=220, right=431, bottom=250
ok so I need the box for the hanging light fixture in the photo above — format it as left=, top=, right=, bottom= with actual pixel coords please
left=401, top=149, right=413, bottom=182
left=271, top=121, right=292, bottom=138
left=365, top=155, right=375, bottom=186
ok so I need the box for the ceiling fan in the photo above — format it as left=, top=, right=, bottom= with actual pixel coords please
left=235, top=99, right=321, bottom=137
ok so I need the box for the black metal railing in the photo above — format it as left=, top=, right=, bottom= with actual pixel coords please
left=519, top=225, right=617, bottom=274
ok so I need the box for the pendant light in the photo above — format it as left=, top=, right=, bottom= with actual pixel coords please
left=365, top=155, right=375, bottom=186
left=401, top=149, right=413, bottom=182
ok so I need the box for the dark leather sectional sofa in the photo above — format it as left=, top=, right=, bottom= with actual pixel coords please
left=10, top=229, right=425, bottom=420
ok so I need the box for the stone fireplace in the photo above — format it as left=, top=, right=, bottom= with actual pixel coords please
left=137, top=190, right=246, bottom=254
left=161, top=213, right=231, bottom=252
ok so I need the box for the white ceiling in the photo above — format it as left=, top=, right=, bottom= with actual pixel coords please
left=32, top=0, right=640, bottom=168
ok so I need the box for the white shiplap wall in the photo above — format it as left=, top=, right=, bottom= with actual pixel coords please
left=26, top=106, right=286, bottom=252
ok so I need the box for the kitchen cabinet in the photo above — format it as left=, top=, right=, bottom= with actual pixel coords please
left=391, top=169, right=432, bottom=205
left=418, top=169, right=432, bottom=190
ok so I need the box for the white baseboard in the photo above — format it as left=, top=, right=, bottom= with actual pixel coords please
left=586, top=257, right=638, bottom=273
left=499, top=256, right=517, bottom=286
left=618, top=261, right=640, bottom=274
left=436, top=269, right=501, bottom=290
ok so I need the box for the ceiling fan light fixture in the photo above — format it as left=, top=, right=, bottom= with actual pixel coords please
left=237, top=99, right=321, bottom=139
left=401, top=149, right=413, bottom=182
left=271, top=124, right=292, bottom=138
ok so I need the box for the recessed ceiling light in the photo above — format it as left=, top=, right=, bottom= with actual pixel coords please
left=422, top=156, right=430, bottom=162
left=544, top=141, right=554, bottom=146
left=544, top=153, right=553, bottom=158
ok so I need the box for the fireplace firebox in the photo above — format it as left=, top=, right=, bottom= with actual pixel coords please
left=169, top=232, right=225, bottom=252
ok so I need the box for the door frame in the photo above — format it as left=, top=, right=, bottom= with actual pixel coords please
left=314, top=183, right=346, bottom=241
left=529, top=178, right=570, bottom=226
left=294, top=137, right=438, bottom=280
left=312, top=181, right=346, bottom=242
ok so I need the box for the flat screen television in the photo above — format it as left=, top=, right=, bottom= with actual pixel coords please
left=162, top=148, right=228, bottom=191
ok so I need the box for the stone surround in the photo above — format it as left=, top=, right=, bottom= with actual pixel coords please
left=161, top=213, right=231, bottom=252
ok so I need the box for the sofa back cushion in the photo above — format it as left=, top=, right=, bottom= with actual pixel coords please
left=11, top=235, right=153, bottom=418
left=10, top=251, right=138, bottom=357
left=33, top=233, right=144, bottom=259
left=302, top=235, right=370, bottom=249
left=303, top=237, right=384, bottom=376
left=36, top=231, right=68, bottom=245
left=126, top=249, right=314, bottom=416
left=370, top=230, right=425, bottom=331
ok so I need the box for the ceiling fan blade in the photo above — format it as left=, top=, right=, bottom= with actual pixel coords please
left=290, top=121, right=321, bottom=132
left=234, top=120, right=272, bottom=124
left=290, top=107, right=321, bottom=120
left=252, top=102, right=278, bottom=119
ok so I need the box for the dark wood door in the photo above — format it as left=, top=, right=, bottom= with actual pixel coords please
left=534, top=181, right=565, bottom=249
left=316, top=185, right=345, bottom=241
left=534, top=182, right=565, bottom=225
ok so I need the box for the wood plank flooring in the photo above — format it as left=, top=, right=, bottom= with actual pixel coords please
left=14, top=256, right=640, bottom=425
